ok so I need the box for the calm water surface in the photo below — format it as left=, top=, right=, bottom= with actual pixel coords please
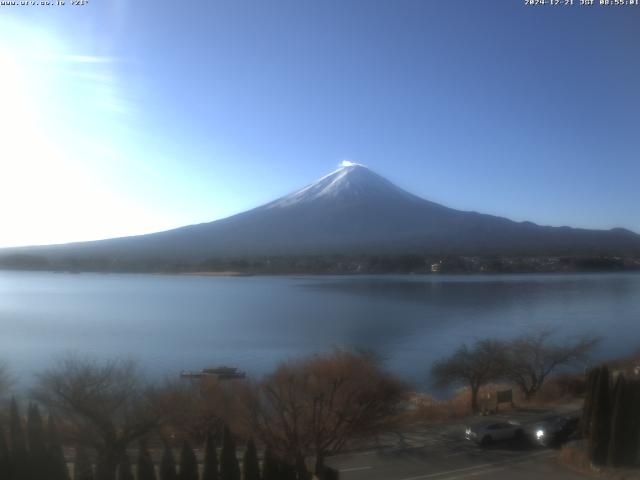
left=1, top=271, right=639, bottom=389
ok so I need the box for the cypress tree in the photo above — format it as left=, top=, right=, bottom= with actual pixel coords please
left=10, top=398, right=29, bottom=480
left=278, top=461, right=297, bottom=480
left=626, top=380, right=640, bottom=466
left=219, top=426, right=239, bottom=480
left=47, top=414, right=71, bottom=480
left=588, top=365, right=611, bottom=465
left=160, top=444, right=178, bottom=480
left=117, top=452, right=135, bottom=480
left=320, top=466, right=340, bottom=480
left=95, top=453, right=109, bottom=480
left=74, top=447, right=94, bottom=480
left=242, top=439, right=260, bottom=480
left=261, top=447, right=279, bottom=480
left=201, top=431, right=218, bottom=480
left=581, top=368, right=598, bottom=437
left=27, top=403, right=47, bottom=479
left=9, top=399, right=26, bottom=452
left=27, top=404, right=46, bottom=454
left=178, top=441, right=198, bottom=480
left=610, top=377, right=640, bottom=467
left=607, top=374, right=625, bottom=466
left=137, top=442, right=157, bottom=480
left=607, top=374, right=626, bottom=466
left=0, top=428, right=11, bottom=480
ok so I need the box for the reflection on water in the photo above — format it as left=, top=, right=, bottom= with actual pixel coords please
left=1, top=271, right=639, bottom=390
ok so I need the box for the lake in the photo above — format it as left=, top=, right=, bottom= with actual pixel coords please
left=1, top=271, right=639, bottom=390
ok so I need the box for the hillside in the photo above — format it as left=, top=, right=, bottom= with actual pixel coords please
left=2, top=164, right=640, bottom=271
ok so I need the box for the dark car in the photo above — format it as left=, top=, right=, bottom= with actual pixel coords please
left=530, top=415, right=579, bottom=447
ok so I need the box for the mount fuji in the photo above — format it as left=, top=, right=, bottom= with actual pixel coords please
left=3, top=163, right=640, bottom=265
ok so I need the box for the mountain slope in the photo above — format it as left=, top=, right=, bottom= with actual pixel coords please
left=3, top=163, right=640, bottom=262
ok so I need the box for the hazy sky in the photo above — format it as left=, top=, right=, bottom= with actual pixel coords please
left=1, top=1, right=639, bottom=248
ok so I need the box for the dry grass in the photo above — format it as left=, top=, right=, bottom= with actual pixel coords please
left=401, top=376, right=588, bottom=426
left=558, top=440, right=592, bottom=473
left=402, top=384, right=517, bottom=424
left=558, top=441, right=640, bottom=480
left=401, top=392, right=469, bottom=424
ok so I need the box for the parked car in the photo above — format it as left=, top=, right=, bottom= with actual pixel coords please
left=465, top=421, right=524, bottom=446
left=529, top=415, right=579, bottom=447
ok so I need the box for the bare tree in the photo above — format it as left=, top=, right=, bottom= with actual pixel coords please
left=503, top=330, right=599, bottom=400
left=151, top=374, right=251, bottom=444
left=33, top=355, right=162, bottom=480
left=431, top=339, right=507, bottom=414
left=151, top=378, right=219, bottom=442
left=247, top=349, right=406, bottom=478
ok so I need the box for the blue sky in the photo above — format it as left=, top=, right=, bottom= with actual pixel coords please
left=1, top=0, right=639, bottom=247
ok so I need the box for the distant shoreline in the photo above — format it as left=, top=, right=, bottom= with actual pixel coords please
left=1, top=253, right=639, bottom=276
left=2, top=268, right=640, bottom=279
left=178, top=271, right=252, bottom=277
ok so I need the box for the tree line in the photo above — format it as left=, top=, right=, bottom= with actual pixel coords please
left=0, top=401, right=68, bottom=480
left=0, top=332, right=602, bottom=480
left=0, top=350, right=403, bottom=480
left=2, top=252, right=638, bottom=275
left=0, top=399, right=332, bottom=480
left=431, top=330, right=599, bottom=413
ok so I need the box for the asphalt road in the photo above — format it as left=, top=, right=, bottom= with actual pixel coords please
left=327, top=407, right=589, bottom=480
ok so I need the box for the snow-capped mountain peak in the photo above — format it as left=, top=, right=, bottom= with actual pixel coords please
left=266, top=163, right=414, bottom=209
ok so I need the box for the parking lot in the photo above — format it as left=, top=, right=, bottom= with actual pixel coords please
left=327, top=406, right=589, bottom=480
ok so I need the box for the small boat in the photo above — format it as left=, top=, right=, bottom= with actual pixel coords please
left=180, top=366, right=246, bottom=380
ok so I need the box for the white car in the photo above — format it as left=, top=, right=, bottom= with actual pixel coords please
left=465, top=421, right=524, bottom=446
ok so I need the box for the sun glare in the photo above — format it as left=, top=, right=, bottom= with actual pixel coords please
left=0, top=22, right=155, bottom=248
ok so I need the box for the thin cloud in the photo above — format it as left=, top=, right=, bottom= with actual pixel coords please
left=60, top=54, right=116, bottom=64
left=35, top=53, right=117, bottom=64
left=35, top=53, right=132, bottom=115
